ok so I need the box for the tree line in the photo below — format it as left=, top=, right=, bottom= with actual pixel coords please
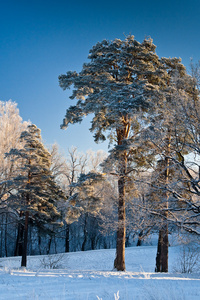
left=0, top=35, right=200, bottom=272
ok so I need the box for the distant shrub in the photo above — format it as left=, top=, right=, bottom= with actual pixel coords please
left=174, top=244, right=200, bottom=273
left=39, top=254, right=65, bottom=269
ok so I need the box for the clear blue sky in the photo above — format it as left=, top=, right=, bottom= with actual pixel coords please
left=1, top=0, right=200, bottom=153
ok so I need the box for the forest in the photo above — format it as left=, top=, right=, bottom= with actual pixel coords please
left=0, top=36, right=200, bottom=275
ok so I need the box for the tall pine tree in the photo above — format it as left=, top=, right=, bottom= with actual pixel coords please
left=59, top=35, right=179, bottom=270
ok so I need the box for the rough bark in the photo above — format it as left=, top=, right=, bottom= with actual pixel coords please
left=155, top=224, right=168, bottom=272
left=114, top=175, right=126, bottom=271
left=113, top=126, right=129, bottom=271
left=114, top=148, right=127, bottom=271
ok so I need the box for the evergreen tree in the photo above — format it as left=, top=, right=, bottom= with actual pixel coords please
left=65, top=172, right=105, bottom=222
left=59, top=35, right=193, bottom=270
left=59, top=35, right=171, bottom=270
left=5, top=124, right=62, bottom=267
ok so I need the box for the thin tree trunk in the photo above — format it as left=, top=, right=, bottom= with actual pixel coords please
left=137, top=231, right=143, bottom=247
left=38, top=229, right=42, bottom=255
left=0, top=215, right=2, bottom=257
left=14, top=212, right=24, bottom=256
left=54, top=235, right=57, bottom=254
left=21, top=210, right=29, bottom=267
left=155, top=229, right=162, bottom=271
left=65, top=224, right=70, bottom=252
left=21, top=168, right=31, bottom=268
left=29, top=224, right=32, bottom=255
left=81, top=214, right=88, bottom=251
left=4, top=213, right=8, bottom=257
left=1, top=214, right=5, bottom=257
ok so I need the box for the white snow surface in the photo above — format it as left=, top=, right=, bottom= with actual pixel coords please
left=0, top=246, right=199, bottom=299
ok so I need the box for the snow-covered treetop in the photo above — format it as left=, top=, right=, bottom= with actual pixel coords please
left=59, top=35, right=187, bottom=143
left=0, top=100, right=29, bottom=159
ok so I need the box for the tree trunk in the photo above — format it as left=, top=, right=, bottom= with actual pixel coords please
left=14, top=212, right=24, bottom=256
left=38, top=230, right=42, bottom=255
left=81, top=214, right=88, bottom=251
left=0, top=215, right=2, bottom=257
left=65, top=224, right=70, bottom=252
left=155, top=130, right=170, bottom=273
left=47, top=235, right=52, bottom=255
left=114, top=128, right=128, bottom=271
left=114, top=174, right=126, bottom=271
left=21, top=161, right=31, bottom=267
left=4, top=213, right=8, bottom=257
left=155, top=224, right=168, bottom=272
left=137, top=231, right=143, bottom=247
left=21, top=210, right=29, bottom=267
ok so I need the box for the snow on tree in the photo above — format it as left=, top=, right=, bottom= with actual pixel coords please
left=86, top=149, right=108, bottom=172
left=137, top=58, right=198, bottom=272
left=0, top=100, right=29, bottom=257
left=59, top=35, right=174, bottom=271
left=0, top=100, right=29, bottom=200
left=5, top=124, right=63, bottom=267
left=160, top=62, right=200, bottom=235
left=49, top=145, right=108, bottom=252
left=66, top=172, right=105, bottom=220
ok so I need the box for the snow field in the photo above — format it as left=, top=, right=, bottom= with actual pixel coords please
left=0, top=246, right=199, bottom=300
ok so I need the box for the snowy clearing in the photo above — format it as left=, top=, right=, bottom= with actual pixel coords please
left=0, top=246, right=200, bottom=300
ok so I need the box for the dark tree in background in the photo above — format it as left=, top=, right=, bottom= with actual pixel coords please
left=6, top=125, right=62, bottom=267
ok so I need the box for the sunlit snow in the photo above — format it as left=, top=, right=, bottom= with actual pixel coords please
left=0, top=245, right=199, bottom=299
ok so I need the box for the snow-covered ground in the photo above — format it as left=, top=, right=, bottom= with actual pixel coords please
left=0, top=246, right=199, bottom=299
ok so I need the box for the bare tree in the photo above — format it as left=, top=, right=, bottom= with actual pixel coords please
left=0, top=100, right=28, bottom=257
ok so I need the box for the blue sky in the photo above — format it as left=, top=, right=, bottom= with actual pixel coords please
left=1, top=0, right=200, bottom=153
